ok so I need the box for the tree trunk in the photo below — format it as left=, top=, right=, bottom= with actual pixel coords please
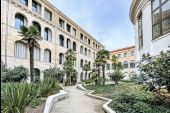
left=29, top=46, right=34, bottom=83
left=102, top=65, right=105, bottom=85
left=97, top=65, right=100, bottom=85
left=85, top=71, right=87, bottom=80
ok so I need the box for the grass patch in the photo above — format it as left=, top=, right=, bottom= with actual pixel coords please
left=85, top=82, right=170, bottom=113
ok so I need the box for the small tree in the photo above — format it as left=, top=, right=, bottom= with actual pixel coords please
left=83, top=64, right=91, bottom=80
left=19, top=26, right=42, bottom=82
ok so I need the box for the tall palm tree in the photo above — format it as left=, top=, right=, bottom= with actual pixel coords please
left=19, top=26, right=42, bottom=82
left=83, top=64, right=91, bottom=80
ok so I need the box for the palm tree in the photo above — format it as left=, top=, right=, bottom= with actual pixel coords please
left=19, top=26, right=42, bottom=82
left=83, top=64, right=91, bottom=80
left=95, top=49, right=110, bottom=85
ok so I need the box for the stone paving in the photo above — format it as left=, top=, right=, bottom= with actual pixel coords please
left=50, top=86, right=105, bottom=113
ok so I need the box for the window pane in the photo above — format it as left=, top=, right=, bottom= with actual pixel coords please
left=20, top=0, right=28, bottom=6
left=152, top=0, right=160, bottom=10
left=162, top=18, right=170, bottom=34
left=15, top=14, right=24, bottom=29
left=153, top=23, right=161, bottom=39
left=153, top=9, right=161, bottom=24
left=44, top=9, right=52, bottom=21
left=162, top=1, right=170, bottom=19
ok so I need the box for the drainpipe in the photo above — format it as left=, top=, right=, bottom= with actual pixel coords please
left=4, top=0, right=9, bottom=67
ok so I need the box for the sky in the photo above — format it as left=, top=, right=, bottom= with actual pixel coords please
left=48, top=0, right=135, bottom=51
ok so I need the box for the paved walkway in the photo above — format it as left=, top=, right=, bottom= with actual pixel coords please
left=50, top=86, right=105, bottom=113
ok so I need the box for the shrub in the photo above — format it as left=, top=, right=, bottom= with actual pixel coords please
left=1, top=66, right=29, bottom=82
left=1, top=82, right=37, bottom=113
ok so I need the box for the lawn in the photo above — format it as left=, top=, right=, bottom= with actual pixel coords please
left=85, top=82, right=170, bottom=113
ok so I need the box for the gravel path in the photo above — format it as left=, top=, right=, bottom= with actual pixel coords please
left=50, top=86, right=105, bottom=113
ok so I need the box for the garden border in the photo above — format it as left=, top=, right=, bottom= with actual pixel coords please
left=43, top=90, right=68, bottom=113
left=77, top=84, right=116, bottom=113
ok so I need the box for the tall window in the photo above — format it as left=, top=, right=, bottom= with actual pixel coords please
left=59, top=53, right=64, bottom=64
left=73, top=42, right=76, bottom=51
left=67, top=39, right=71, bottom=49
left=138, top=13, right=143, bottom=49
left=14, top=41, right=27, bottom=59
left=93, top=42, right=95, bottom=48
left=15, top=14, right=26, bottom=29
left=44, top=49, right=51, bottom=63
left=80, top=59, right=83, bottom=68
left=107, top=64, right=110, bottom=70
left=88, top=49, right=91, bottom=57
left=80, top=33, right=83, bottom=41
left=80, top=46, right=83, bottom=54
left=44, top=28, right=52, bottom=42
left=34, top=47, right=40, bottom=61
left=123, top=61, right=128, bottom=69
left=20, top=0, right=28, bottom=6
left=93, top=52, right=95, bottom=59
left=152, top=0, right=170, bottom=39
left=131, top=51, right=135, bottom=56
left=32, top=0, right=41, bottom=14
left=88, top=39, right=91, bottom=45
left=44, top=8, right=52, bottom=21
left=85, top=48, right=87, bottom=56
left=66, top=24, right=71, bottom=33
left=130, top=60, right=135, bottom=68
left=33, top=21, right=41, bottom=34
left=59, top=18, right=65, bottom=29
left=118, top=54, right=121, bottom=58
left=59, top=35, right=64, bottom=47
left=124, top=53, right=127, bottom=57
left=73, top=28, right=76, bottom=36
left=84, top=37, right=87, bottom=43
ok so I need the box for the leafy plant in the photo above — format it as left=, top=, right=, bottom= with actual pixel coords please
left=83, top=64, right=91, bottom=80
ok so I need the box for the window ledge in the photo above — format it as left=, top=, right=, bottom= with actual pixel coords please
left=152, top=33, right=170, bottom=43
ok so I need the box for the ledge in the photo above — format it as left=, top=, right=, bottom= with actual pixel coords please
left=77, top=84, right=116, bottom=113
left=43, top=90, right=68, bottom=113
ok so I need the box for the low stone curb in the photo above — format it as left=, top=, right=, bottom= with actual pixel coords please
left=43, top=90, right=68, bottom=113
left=77, top=84, right=116, bottom=113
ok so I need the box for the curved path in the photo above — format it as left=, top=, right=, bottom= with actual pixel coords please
left=50, top=86, right=105, bottom=113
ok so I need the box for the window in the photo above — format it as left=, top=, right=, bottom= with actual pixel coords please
left=84, top=37, right=87, bottom=43
left=93, top=52, right=95, bottom=59
left=85, top=48, right=87, bottom=56
left=44, top=9, right=52, bottom=21
left=123, top=61, right=128, bottom=69
left=152, top=0, right=170, bottom=39
left=88, top=49, right=91, bottom=57
left=15, top=14, right=26, bottom=29
left=93, top=42, right=95, bottom=48
left=59, top=53, right=64, bottom=64
left=44, top=28, right=52, bottom=42
left=66, top=38, right=71, bottom=49
left=73, top=42, right=76, bottom=51
left=73, top=28, right=76, bottom=36
left=44, top=49, right=51, bottom=63
left=80, top=33, right=83, bottom=41
left=14, top=41, right=27, bottom=59
left=66, top=24, right=71, bottom=33
left=33, top=21, right=41, bottom=34
left=130, top=60, right=135, bottom=68
left=80, top=59, right=83, bottom=68
left=124, top=53, right=127, bottom=57
left=88, top=39, right=91, bottom=45
left=118, top=54, right=121, bottom=58
left=89, top=61, right=91, bottom=68
left=131, top=51, right=135, bottom=56
left=138, top=13, right=143, bottom=49
left=59, top=35, right=64, bottom=47
left=80, top=46, right=84, bottom=54
left=59, top=18, right=65, bottom=29
left=96, top=44, right=97, bottom=49
left=34, top=47, right=40, bottom=61
left=32, top=0, right=41, bottom=14
left=107, top=64, right=110, bottom=70
left=20, top=0, right=28, bottom=6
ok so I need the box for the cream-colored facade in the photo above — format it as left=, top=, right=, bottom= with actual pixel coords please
left=105, top=46, right=136, bottom=80
left=1, top=0, right=104, bottom=82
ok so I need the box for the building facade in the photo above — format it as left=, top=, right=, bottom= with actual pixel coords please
left=105, top=46, right=136, bottom=80
left=130, top=0, right=170, bottom=63
left=1, top=0, right=104, bottom=82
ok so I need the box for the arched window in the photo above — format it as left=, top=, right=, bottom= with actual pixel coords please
left=33, top=68, right=40, bottom=82
left=80, top=46, right=83, bottom=54
left=85, top=48, right=87, bottom=56
left=15, top=14, right=27, bottom=29
left=44, top=27, right=52, bottom=42
left=73, top=42, right=76, bottom=51
left=73, top=58, right=76, bottom=67
left=88, top=61, right=91, bottom=68
left=14, top=41, right=27, bottom=58
left=59, top=53, right=64, bottom=64
left=88, top=49, right=91, bottom=57
left=66, top=38, right=71, bottom=49
left=106, top=64, right=110, bottom=70
left=130, top=60, right=135, bottom=68
left=59, top=35, right=64, bottom=47
left=123, top=61, right=128, bottom=69
left=80, top=59, right=83, bottom=68
left=80, top=72, right=83, bottom=81
left=44, top=49, right=51, bottom=63
left=93, top=52, right=95, bottom=59
left=34, top=46, right=40, bottom=61
left=33, top=21, right=41, bottom=34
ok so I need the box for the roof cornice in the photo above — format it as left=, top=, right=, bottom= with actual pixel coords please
left=129, top=0, right=140, bottom=24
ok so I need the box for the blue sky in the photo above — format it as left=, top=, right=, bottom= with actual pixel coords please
left=48, top=0, right=135, bottom=51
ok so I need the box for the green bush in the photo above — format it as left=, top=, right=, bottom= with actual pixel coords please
left=82, top=79, right=93, bottom=84
left=1, top=66, right=29, bottom=82
left=1, top=82, right=37, bottom=113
